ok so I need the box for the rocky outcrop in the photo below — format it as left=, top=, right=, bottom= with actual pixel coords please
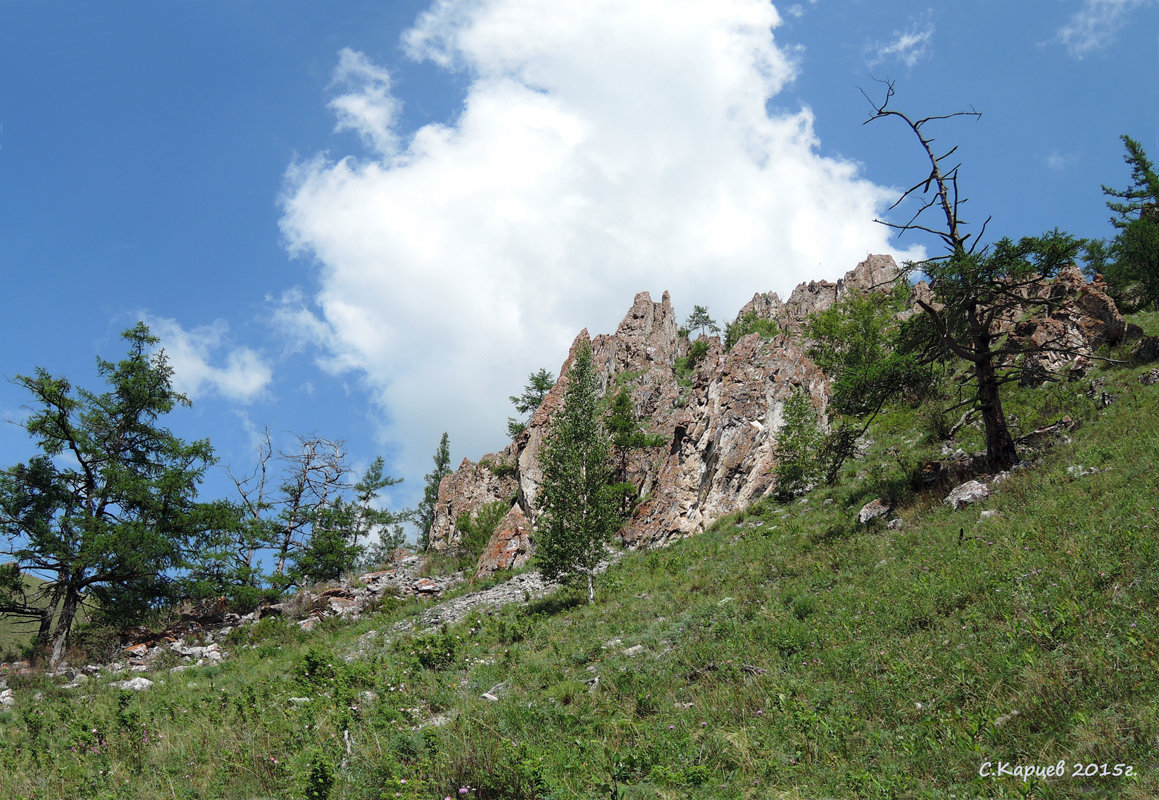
left=429, top=261, right=874, bottom=569
left=739, top=254, right=902, bottom=333
left=428, top=449, right=518, bottom=553
left=1011, top=266, right=1131, bottom=379
left=475, top=505, right=533, bottom=574
left=427, top=253, right=1132, bottom=576
left=625, top=332, right=827, bottom=546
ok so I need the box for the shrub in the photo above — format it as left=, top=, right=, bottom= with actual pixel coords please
left=724, top=311, right=779, bottom=349
left=773, top=388, right=825, bottom=501
left=454, top=500, right=510, bottom=571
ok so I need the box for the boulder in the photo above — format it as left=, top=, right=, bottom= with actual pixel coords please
left=1133, top=336, right=1159, bottom=364
left=944, top=480, right=990, bottom=510
left=858, top=498, right=891, bottom=525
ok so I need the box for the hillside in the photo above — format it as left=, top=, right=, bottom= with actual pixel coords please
left=0, top=307, right=1155, bottom=799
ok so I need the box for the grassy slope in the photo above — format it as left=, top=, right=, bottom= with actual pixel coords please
left=0, top=575, right=50, bottom=660
left=0, top=340, right=1156, bottom=799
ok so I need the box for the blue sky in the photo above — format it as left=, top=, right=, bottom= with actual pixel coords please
left=1, top=0, right=1155, bottom=530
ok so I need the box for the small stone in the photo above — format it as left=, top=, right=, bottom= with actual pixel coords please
left=979, top=510, right=1000, bottom=520
left=886, top=518, right=906, bottom=530
left=115, top=677, right=154, bottom=692
left=481, top=681, right=508, bottom=702
left=622, top=644, right=646, bottom=657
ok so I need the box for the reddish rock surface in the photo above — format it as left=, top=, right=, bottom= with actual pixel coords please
left=425, top=254, right=1130, bottom=576
left=475, top=505, right=534, bottom=574
left=428, top=446, right=519, bottom=553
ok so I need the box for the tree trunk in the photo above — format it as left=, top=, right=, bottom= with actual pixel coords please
left=974, top=356, right=1018, bottom=472
left=36, top=584, right=64, bottom=645
left=49, top=587, right=81, bottom=667
left=587, top=572, right=594, bottom=604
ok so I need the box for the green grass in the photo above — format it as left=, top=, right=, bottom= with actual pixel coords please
left=0, top=574, right=96, bottom=662
left=0, top=347, right=1157, bottom=798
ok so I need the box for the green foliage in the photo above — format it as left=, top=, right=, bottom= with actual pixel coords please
left=684, top=305, right=719, bottom=338
left=806, top=287, right=929, bottom=481
left=453, top=500, right=509, bottom=571
left=301, top=753, right=335, bottom=800
left=605, top=390, right=666, bottom=454
left=407, top=629, right=459, bottom=671
left=604, top=389, right=665, bottom=515
left=415, top=433, right=451, bottom=551
left=773, top=388, right=826, bottom=501
left=723, top=310, right=779, bottom=349
left=1098, top=135, right=1159, bottom=311
left=808, top=287, right=912, bottom=411
left=0, top=322, right=215, bottom=663
left=674, top=339, right=711, bottom=384
left=290, top=456, right=403, bottom=586
left=478, top=455, right=517, bottom=478
left=507, top=367, right=555, bottom=439
left=535, top=341, right=619, bottom=601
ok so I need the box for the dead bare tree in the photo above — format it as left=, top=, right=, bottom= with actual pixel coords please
left=269, top=435, right=350, bottom=577
left=865, top=81, right=1106, bottom=471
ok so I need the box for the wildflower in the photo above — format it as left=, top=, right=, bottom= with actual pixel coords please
left=700, top=721, right=707, bottom=727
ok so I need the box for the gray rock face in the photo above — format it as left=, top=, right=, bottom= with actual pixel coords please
left=858, top=498, right=891, bottom=525
left=625, top=332, right=827, bottom=547
left=738, top=254, right=902, bottom=334
left=428, top=450, right=518, bottom=553
left=944, top=480, right=990, bottom=510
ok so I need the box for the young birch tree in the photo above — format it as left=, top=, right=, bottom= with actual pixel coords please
left=534, top=342, right=618, bottom=603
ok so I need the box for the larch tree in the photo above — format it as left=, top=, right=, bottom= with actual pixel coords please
left=507, top=368, right=555, bottom=439
left=0, top=323, right=214, bottom=665
left=415, top=432, right=451, bottom=551
left=866, top=82, right=1089, bottom=472
left=1100, top=135, right=1159, bottom=311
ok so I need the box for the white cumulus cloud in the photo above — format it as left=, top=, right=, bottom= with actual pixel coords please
left=279, top=0, right=923, bottom=482
left=868, top=17, right=935, bottom=68
left=1058, top=0, right=1153, bottom=58
left=144, top=316, right=273, bottom=404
